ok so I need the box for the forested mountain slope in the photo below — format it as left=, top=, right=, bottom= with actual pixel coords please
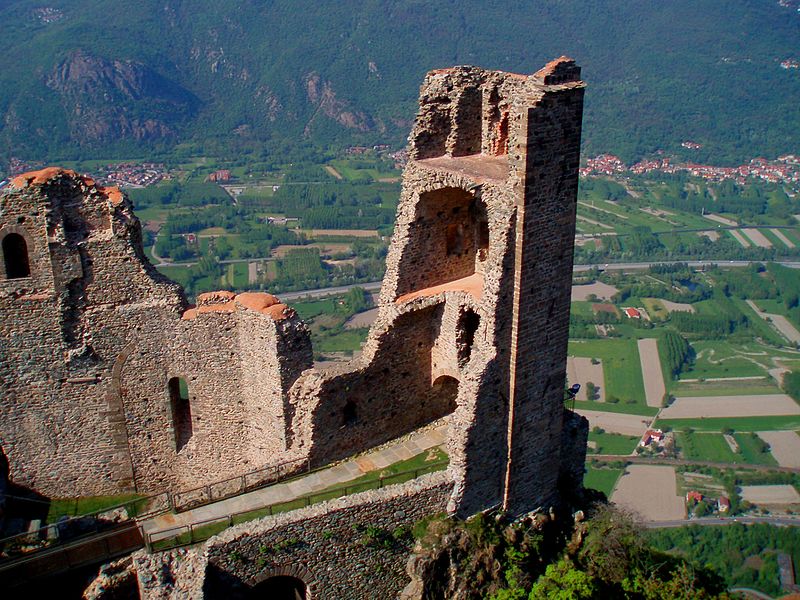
left=0, top=0, right=797, bottom=163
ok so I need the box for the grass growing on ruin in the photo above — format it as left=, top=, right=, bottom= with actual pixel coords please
left=46, top=493, right=144, bottom=523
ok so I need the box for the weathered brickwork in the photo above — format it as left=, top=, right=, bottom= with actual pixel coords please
left=0, top=58, right=588, bottom=539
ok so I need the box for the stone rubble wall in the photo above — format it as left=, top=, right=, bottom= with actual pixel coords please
left=1, top=59, right=587, bottom=543
left=199, top=472, right=453, bottom=600
left=0, top=171, right=313, bottom=496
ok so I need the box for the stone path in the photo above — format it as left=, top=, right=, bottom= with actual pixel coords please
left=141, top=425, right=448, bottom=542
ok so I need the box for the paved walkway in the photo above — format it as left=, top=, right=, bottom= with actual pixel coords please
left=141, top=425, right=448, bottom=542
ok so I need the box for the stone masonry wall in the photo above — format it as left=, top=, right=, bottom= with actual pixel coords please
left=200, top=472, right=453, bottom=600
left=0, top=171, right=313, bottom=496
left=1, top=59, right=586, bottom=534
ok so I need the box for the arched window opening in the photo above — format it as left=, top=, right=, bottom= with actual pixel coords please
left=169, top=377, right=193, bottom=451
left=458, top=310, right=481, bottom=363
left=250, top=576, right=307, bottom=600
left=3, top=233, right=30, bottom=279
left=342, top=400, right=358, bottom=427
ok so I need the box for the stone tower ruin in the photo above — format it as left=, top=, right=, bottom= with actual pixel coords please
left=0, top=57, right=587, bottom=520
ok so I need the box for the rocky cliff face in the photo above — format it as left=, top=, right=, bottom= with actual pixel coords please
left=46, top=50, right=199, bottom=144
left=303, top=72, right=378, bottom=135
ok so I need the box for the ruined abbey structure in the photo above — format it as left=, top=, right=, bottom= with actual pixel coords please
left=0, top=57, right=587, bottom=520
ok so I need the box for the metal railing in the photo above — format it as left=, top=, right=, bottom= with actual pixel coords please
left=0, top=521, right=143, bottom=586
left=145, top=460, right=449, bottom=552
left=0, top=457, right=313, bottom=562
left=170, top=456, right=311, bottom=512
left=0, top=493, right=168, bottom=564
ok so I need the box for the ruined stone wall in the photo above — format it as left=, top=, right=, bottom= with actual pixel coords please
left=291, top=303, right=457, bottom=466
left=200, top=472, right=453, bottom=600
left=0, top=172, right=185, bottom=494
left=0, top=171, right=312, bottom=496
left=393, top=186, right=486, bottom=296
left=1, top=59, right=587, bottom=524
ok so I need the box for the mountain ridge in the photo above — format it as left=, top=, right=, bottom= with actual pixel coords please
left=0, top=0, right=798, bottom=164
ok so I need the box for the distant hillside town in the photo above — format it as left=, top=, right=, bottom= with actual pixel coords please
left=581, top=153, right=800, bottom=188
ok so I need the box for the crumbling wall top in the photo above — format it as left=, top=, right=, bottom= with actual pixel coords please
left=182, top=290, right=293, bottom=321
left=10, top=167, right=88, bottom=189
left=532, top=56, right=581, bottom=85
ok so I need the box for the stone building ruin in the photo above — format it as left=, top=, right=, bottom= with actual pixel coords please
left=0, top=56, right=587, bottom=540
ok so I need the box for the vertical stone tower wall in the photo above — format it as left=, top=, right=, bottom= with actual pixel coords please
left=288, top=58, right=587, bottom=517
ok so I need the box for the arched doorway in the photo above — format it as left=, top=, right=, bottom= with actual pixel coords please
left=251, top=575, right=307, bottom=599
left=2, top=232, right=30, bottom=278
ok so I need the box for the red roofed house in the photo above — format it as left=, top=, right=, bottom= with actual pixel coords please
left=640, top=429, right=665, bottom=447
left=718, top=497, right=730, bottom=512
left=624, top=307, right=641, bottom=319
left=687, top=491, right=703, bottom=503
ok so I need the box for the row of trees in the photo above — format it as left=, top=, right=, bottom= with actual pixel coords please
left=661, top=331, right=692, bottom=378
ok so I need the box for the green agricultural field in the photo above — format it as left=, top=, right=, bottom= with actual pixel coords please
left=583, top=464, right=624, bottom=497
left=329, top=159, right=400, bottom=183
left=156, top=265, right=192, bottom=288
left=753, top=298, right=791, bottom=316
left=670, top=378, right=779, bottom=397
left=222, top=263, right=249, bottom=289
left=676, top=432, right=738, bottom=463
left=733, top=432, right=778, bottom=466
left=732, top=298, right=787, bottom=346
left=570, top=301, right=595, bottom=318
left=569, top=339, right=646, bottom=407
left=573, top=401, right=659, bottom=417
left=293, top=298, right=338, bottom=320
left=657, top=415, right=800, bottom=432
left=134, top=205, right=173, bottom=223
left=587, top=431, right=639, bottom=455
left=680, top=341, right=768, bottom=380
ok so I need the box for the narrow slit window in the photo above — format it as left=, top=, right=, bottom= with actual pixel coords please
left=3, top=233, right=30, bottom=279
left=342, top=400, right=358, bottom=427
left=168, top=377, right=193, bottom=451
left=458, top=310, right=481, bottom=362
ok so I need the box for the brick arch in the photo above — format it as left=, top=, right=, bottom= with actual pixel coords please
left=250, top=564, right=317, bottom=599
left=431, top=366, right=460, bottom=385
left=0, top=224, right=36, bottom=280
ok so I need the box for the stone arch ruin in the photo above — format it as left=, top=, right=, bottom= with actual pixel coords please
left=0, top=57, right=588, bottom=522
